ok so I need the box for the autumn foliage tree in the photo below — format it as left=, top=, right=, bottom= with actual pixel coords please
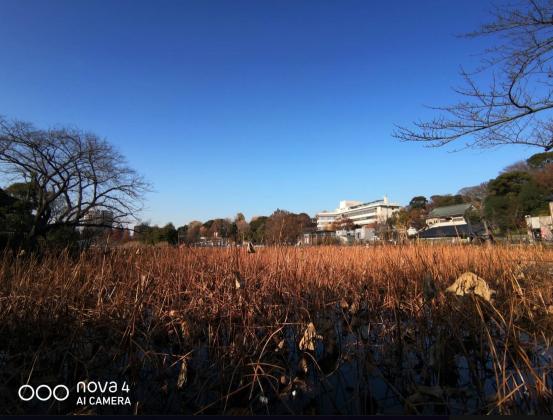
left=389, top=196, right=429, bottom=231
left=331, top=216, right=356, bottom=232
left=265, top=210, right=314, bottom=245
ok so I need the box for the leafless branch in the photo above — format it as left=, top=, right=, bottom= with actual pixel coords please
left=394, top=0, right=553, bottom=151
left=0, top=116, right=150, bottom=239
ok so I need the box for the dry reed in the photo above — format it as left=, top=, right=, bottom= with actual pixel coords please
left=0, top=244, right=552, bottom=414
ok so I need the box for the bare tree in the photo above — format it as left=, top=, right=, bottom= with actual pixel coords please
left=458, top=182, right=493, bottom=244
left=185, top=221, right=202, bottom=244
left=501, top=160, right=531, bottom=173
left=0, top=117, right=149, bottom=241
left=265, top=210, right=313, bottom=245
left=394, top=0, right=553, bottom=151
left=235, top=213, right=250, bottom=243
left=458, top=182, right=489, bottom=204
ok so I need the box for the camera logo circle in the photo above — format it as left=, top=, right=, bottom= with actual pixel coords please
left=18, top=384, right=69, bottom=401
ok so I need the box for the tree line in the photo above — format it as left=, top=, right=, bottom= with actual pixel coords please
left=134, top=210, right=316, bottom=246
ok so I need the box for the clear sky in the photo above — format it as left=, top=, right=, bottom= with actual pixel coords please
left=0, top=0, right=535, bottom=226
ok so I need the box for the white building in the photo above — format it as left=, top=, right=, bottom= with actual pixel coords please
left=525, top=202, right=553, bottom=241
left=316, top=197, right=400, bottom=231
left=354, top=225, right=378, bottom=241
left=83, top=209, right=114, bottom=229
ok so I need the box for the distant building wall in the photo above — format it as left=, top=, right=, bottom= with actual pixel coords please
left=526, top=206, right=553, bottom=242
left=302, top=231, right=337, bottom=245
left=354, top=226, right=377, bottom=241
left=316, top=197, right=400, bottom=231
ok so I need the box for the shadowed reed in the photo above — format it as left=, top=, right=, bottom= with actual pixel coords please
left=0, top=244, right=552, bottom=414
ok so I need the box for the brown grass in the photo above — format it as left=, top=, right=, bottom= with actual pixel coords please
left=1, top=244, right=552, bottom=414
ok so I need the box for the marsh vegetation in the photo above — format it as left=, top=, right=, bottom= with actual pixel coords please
left=0, top=245, right=552, bottom=414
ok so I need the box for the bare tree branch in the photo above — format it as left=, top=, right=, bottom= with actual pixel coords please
left=0, top=116, right=150, bottom=240
left=394, top=0, right=553, bottom=151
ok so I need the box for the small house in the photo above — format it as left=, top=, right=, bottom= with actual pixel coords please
left=418, top=203, right=482, bottom=241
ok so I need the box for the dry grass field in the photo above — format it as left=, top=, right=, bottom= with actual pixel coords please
left=1, top=244, right=552, bottom=414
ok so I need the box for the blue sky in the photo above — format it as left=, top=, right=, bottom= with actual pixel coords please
left=0, top=0, right=534, bottom=226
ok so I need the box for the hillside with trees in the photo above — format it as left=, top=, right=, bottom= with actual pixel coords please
left=390, top=152, right=553, bottom=237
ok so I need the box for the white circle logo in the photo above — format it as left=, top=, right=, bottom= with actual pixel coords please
left=35, top=384, right=52, bottom=401
left=18, top=384, right=70, bottom=401
left=18, top=385, right=34, bottom=401
left=53, top=385, right=70, bottom=401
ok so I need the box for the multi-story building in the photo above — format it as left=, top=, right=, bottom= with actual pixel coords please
left=83, top=209, right=114, bottom=230
left=316, top=197, right=400, bottom=231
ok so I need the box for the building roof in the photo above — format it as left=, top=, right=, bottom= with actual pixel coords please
left=317, top=198, right=400, bottom=216
left=417, top=223, right=484, bottom=239
left=428, top=203, right=472, bottom=218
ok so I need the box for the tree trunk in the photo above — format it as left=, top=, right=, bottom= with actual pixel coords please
left=482, top=218, right=493, bottom=246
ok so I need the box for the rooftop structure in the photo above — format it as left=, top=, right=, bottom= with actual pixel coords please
left=426, top=203, right=473, bottom=228
left=316, top=197, right=400, bottom=231
left=418, top=223, right=484, bottom=240
left=428, top=203, right=472, bottom=219
left=418, top=203, right=481, bottom=241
